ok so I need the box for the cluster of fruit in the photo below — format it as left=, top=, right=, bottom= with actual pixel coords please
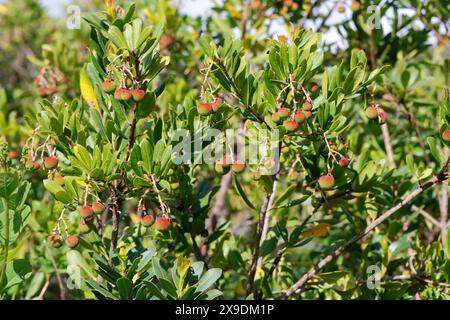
left=34, top=67, right=68, bottom=97
left=197, top=97, right=223, bottom=116
left=25, top=155, right=58, bottom=171
left=214, top=155, right=246, bottom=175
left=140, top=214, right=172, bottom=231
left=272, top=100, right=313, bottom=133
left=48, top=233, right=80, bottom=249
left=102, top=78, right=146, bottom=102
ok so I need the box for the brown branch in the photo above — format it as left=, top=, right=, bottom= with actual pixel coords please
left=45, top=243, right=68, bottom=300
left=108, top=185, right=121, bottom=268
left=411, top=205, right=441, bottom=228
left=282, top=157, right=450, bottom=297
left=246, top=172, right=280, bottom=297
left=209, top=172, right=232, bottom=231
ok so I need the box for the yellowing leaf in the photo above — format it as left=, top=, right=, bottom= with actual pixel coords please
left=302, top=223, right=331, bottom=238
left=80, top=66, right=99, bottom=110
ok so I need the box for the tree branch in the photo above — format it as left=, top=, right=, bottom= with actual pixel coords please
left=282, top=157, right=450, bottom=297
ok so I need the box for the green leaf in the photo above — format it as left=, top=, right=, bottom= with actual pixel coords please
left=2, top=259, right=32, bottom=290
left=0, top=172, right=18, bottom=199
left=195, top=268, right=222, bottom=293
left=234, top=177, right=256, bottom=210
left=116, top=277, right=133, bottom=299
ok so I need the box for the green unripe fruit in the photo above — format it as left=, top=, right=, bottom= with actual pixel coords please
left=294, top=111, right=306, bottom=124
left=79, top=205, right=94, bottom=219
left=102, top=79, right=116, bottom=93
left=272, top=111, right=281, bottom=123
left=278, top=107, right=290, bottom=119
left=231, top=161, right=246, bottom=174
left=366, top=105, right=378, bottom=119
left=302, top=101, right=313, bottom=111
left=131, top=88, right=146, bottom=102
left=141, top=214, right=155, bottom=227
left=125, top=77, right=133, bottom=88
left=318, top=174, right=335, bottom=190
left=66, top=235, right=80, bottom=248
left=54, top=174, right=65, bottom=186
left=44, top=156, right=58, bottom=169
left=92, top=201, right=106, bottom=214
left=114, top=88, right=132, bottom=101
left=155, top=216, right=171, bottom=231
left=304, top=110, right=312, bottom=118
left=197, top=102, right=213, bottom=116
left=79, top=218, right=92, bottom=234
left=284, top=120, right=299, bottom=132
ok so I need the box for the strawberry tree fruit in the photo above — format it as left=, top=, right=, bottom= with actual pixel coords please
left=44, top=156, right=58, bottom=169
left=231, top=160, right=246, bottom=174
left=294, top=111, right=306, bottom=124
left=302, top=101, right=313, bottom=111
left=66, top=235, right=80, bottom=248
left=366, top=105, right=378, bottom=119
left=278, top=107, right=290, bottom=119
left=155, top=216, right=171, bottom=231
left=338, top=157, right=350, bottom=167
left=79, top=205, right=94, bottom=219
left=141, top=214, right=155, bottom=227
left=284, top=120, right=299, bottom=132
left=442, top=129, right=450, bottom=141
left=78, top=219, right=92, bottom=234
left=92, top=201, right=106, bottom=214
left=48, top=234, right=63, bottom=248
left=131, top=88, right=146, bottom=102
left=114, top=88, right=132, bottom=101
left=102, top=79, right=116, bottom=93
left=318, top=174, right=335, bottom=190
left=197, top=102, right=213, bottom=116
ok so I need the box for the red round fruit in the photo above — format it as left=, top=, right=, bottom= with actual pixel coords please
left=302, top=101, right=313, bottom=111
left=79, top=205, right=94, bottom=219
left=231, top=160, right=246, bottom=174
left=294, top=111, right=306, bottom=124
left=318, top=174, right=335, bottom=190
left=44, top=156, right=58, bottom=169
left=338, top=157, right=350, bottom=167
left=366, top=105, right=378, bottom=119
left=272, top=111, right=281, bottom=123
left=278, top=107, right=290, bottom=119
left=155, top=216, right=171, bottom=231
left=102, top=79, right=116, bottom=93
left=304, top=110, right=312, bottom=118
left=197, top=102, right=213, bottom=116
left=284, top=120, right=299, bottom=132
left=8, top=149, right=19, bottom=160
left=442, top=129, right=450, bottom=142
left=66, top=235, right=80, bottom=248
left=114, top=88, right=132, bottom=101
left=92, top=201, right=106, bottom=214
left=131, top=88, right=146, bottom=102
left=26, top=160, right=40, bottom=171
left=141, top=214, right=155, bottom=227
